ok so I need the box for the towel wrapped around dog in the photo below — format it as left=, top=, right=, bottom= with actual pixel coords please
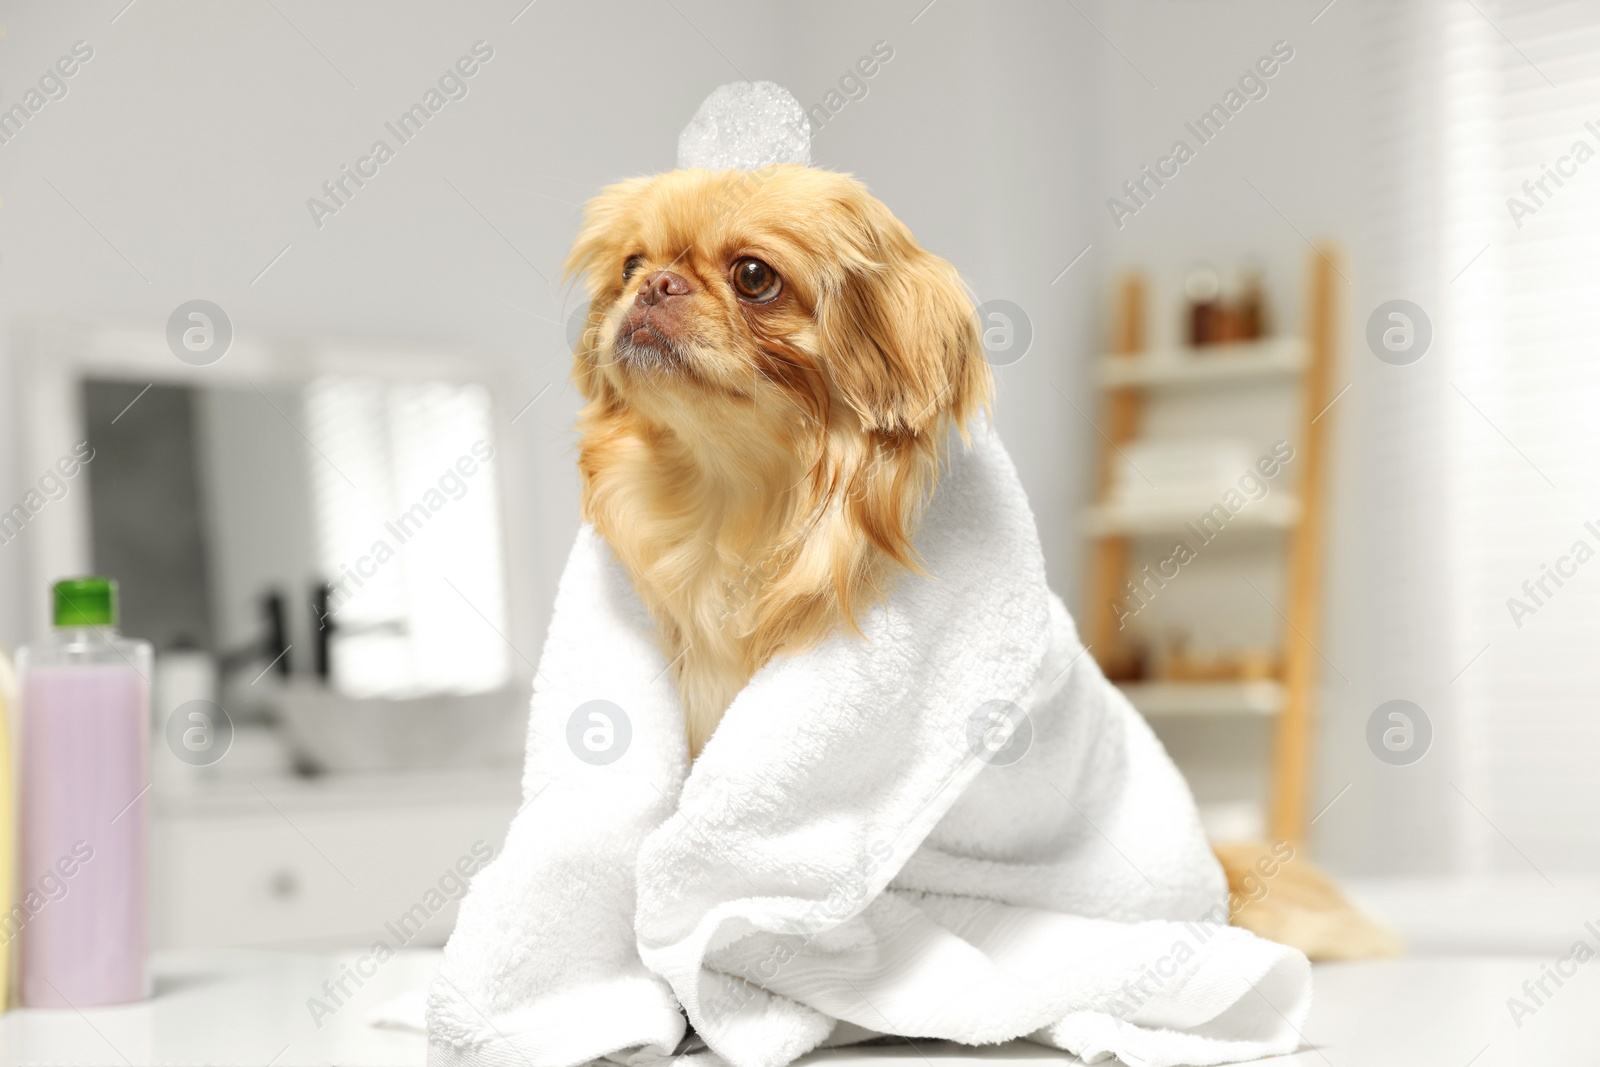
left=424, top=426, right=1311, bottom=1067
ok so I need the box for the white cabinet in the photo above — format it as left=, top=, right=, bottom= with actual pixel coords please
left=152, top=770, right=520, bottom=950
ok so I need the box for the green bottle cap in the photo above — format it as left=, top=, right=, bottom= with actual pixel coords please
left=53, top=577, right=117, bottom=628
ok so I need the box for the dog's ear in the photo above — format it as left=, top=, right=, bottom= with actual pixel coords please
left=816, top=202, right=991, bottom=439
left=564, top=178, right=651, bottom=401
left=563, top=176, right=649, bottom=295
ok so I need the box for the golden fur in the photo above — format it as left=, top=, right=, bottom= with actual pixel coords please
left=564, top=166, right=990, bottom=757
left=1216, top=841, right=1401, bottom=961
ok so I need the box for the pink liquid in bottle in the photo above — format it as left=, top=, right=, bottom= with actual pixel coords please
left=17, top=579, right=151, bottom=1008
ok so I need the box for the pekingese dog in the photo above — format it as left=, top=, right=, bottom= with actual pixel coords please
left=561, top=164, right=1400, bottom=962
left=566, top=164, right=988, bottom=759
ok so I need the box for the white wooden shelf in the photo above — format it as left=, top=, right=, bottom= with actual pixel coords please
left=1086, top=494, right=1301, bottom=537
left=1096, top=337, right=1307, bottom=390
left=1117, top=680, right=1286, bottom=717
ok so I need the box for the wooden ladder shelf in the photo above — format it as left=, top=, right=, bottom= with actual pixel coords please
left=1082, top=249, right=1340, bottom=848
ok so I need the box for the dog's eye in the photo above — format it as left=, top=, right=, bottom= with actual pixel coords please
left=731, top=257, right=781, bottom=303
left=623, top=255, right=645, bottom=281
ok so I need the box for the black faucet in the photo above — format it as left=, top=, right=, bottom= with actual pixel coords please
left=216, top=589, right=291, bottom=681
left=312, top=581, right=335, bottom=682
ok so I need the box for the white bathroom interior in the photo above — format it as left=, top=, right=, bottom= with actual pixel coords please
left=0, top=0, right=1596, bottom=1052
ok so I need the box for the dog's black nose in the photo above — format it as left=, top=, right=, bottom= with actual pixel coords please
left=636, top=270, right=693, bottom=306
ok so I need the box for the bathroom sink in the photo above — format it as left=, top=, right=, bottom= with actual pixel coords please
left=270, top=681, right=529, bottom=773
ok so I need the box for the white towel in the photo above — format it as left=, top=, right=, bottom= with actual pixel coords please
left=423, top=425, right=1311, bottom=1067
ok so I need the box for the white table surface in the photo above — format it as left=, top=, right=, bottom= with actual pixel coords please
left=1, top=950, right=1594, bottom=1067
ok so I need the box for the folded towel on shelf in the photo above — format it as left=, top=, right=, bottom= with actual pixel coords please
left=420, top=425, right=1311, bottom=1067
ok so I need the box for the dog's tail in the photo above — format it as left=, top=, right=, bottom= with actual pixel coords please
left=1214, top=841, right=1402, bottom=961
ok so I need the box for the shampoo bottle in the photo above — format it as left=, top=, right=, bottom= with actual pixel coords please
left=16, top=578, right=151, bottom=1007
left=0, top=644, right=16, bottom=1010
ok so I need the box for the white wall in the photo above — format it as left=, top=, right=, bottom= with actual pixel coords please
left=0, top=0, right=1100, bottom=660
left=0, top=0, right=1446, bottom=876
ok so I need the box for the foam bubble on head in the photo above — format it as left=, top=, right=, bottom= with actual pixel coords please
left=676, top=81, right=811, bottom=171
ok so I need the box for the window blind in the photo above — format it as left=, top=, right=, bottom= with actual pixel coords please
left=1443, top=0, right=1600, bottom=875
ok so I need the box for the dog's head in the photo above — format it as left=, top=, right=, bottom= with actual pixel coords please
left=565, top=165, right=990, bottom=449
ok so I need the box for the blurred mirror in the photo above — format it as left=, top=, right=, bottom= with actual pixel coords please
left=79, top=374, right=526, bottom=774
